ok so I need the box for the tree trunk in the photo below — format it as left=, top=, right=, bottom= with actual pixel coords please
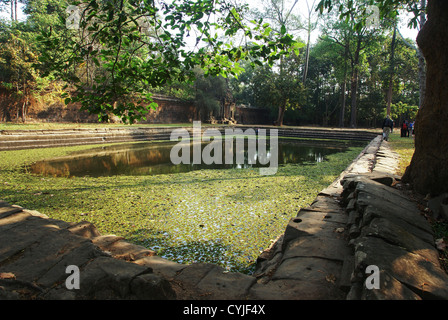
left=21, top=90, right=28, bottom=123
left=21, top=100, right=26, bottom=123
left=349, top=68, right=359, bottom=128
left=402, top=0, right=448, bottom=196
left=302, top=0, right=315, bottom=83
left=276, top=102, right=286, bottom=127
left=349, top=37, right=361, bottom=128
left=339, top=80, right=346, bottom=127
left=302, top=24, right=311, bottom=84
left=418, top=0, right=427, bottom=109
left=339, top=42, right=349, bottom=127
left=396, top=5, right=426, bottom=111
left=386, top=26, right=397, bottom=116
left=417, top=48, right=426, bottom=110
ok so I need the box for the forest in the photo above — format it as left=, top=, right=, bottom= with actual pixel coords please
left=0, top=0, right=423, bottom=128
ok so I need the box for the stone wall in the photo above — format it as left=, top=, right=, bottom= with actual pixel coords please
left=251, top=137, right=448, bottom=300
left=235, top=107, right=273, bottom=125
left=138, top=95, right=198, bottom=124
left=340, top=173, right=448, bottom=299
left=339, top=142, right=448, bottom=299
left=3, top=93, right=275, bottom=126
left=2, top=94, right=198, bottom=124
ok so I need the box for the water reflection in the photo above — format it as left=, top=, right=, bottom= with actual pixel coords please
left=27, top=139, right=353, bottom=177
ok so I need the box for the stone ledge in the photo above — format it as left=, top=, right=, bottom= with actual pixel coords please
left=251, top=135, right=384, bottom=299
left=0, top=205, right=175, bottom=300
left=254, top=136, right=448, bottom=300
left=0, top=126, right=378, bottom=151
left=338, top=139, right=448, bottom=299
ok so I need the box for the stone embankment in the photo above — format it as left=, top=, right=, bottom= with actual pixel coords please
left=1, top=134, right=447, bottom=300
left=253, top=138, right=448, bottom=300
left=0, top=126, right=378, bottom=151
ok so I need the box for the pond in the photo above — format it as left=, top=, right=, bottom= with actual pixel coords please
left=18, top=138, right=365, bottom=274
left=27, top=138, right=360, bottom=177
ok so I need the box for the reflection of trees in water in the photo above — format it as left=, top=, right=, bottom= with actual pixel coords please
left=29, top=148, right=169, bottom=177
left=28, top=141, right=348, bottom=177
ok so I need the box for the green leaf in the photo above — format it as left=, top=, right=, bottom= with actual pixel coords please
left=280, top=25, right=286, bottom=35
left=149, top=102, right=158, bottom=110
left=92, top=57, right=100, bottom=66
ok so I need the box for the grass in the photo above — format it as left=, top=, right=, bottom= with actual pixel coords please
left=386, top=131, right=415, bottom=176
left=0, top=139, right=364, bottom=274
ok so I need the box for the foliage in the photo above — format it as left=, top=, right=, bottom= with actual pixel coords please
left=388, top=101, right=418, bottom=121
left=316, top=0, right=424, bottom=30
left=0, top=22, right=41, bottom=121
left=37, top=0, right=302, bottom=124
left=0, top=28, right=39, bottom=91
left=193, top=67, right=228, bottom=120
left=235, top=55, right=305, bottom=116
left=0, top=0, right=76, bottom=122
left=0, top=0, right=422, bottom=128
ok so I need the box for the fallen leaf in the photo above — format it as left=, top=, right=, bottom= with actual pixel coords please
left=326, top=274, right=336, bottom=284
left=435, top=238, right=446, bottom=251
left=0, top=272, right=16, bottom=279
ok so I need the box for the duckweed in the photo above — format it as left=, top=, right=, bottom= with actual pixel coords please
left=0, top=141, right=364, bottom=274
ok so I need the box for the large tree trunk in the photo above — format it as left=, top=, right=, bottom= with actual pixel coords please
left=402, top=0, right=448, bottom=196
left=417, top=48, right=426, bottom=110
left=418, top=0, right=427, bottom=109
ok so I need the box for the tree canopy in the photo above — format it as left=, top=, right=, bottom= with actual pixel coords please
left=0, top=0, right=422, bottom=128
left=35, top=0, right=302, bottom=123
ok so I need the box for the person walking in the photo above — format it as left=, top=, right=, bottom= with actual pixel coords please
left=382, top=115, right=394, bottom=141
left=408, top=121, right=413, bottom=137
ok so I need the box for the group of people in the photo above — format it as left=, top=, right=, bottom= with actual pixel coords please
left=381, top=116, right=414, bottom=141
left=399, top=120, right=414, bottom=137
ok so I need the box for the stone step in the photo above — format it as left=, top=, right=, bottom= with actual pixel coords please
left=0, top=126, right=378, bottom=151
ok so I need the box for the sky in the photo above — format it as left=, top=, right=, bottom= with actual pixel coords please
left=244, top=0, right=419, bottom=44
left=0, top=1, right=419, bottom=44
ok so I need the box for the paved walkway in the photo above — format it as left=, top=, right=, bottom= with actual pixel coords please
left=1, top=135, right=447, bottom=300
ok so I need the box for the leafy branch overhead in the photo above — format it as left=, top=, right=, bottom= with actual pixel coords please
left=39, top=0, right=303, bottom=123
left=316, top=0, right=425, bottom=30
